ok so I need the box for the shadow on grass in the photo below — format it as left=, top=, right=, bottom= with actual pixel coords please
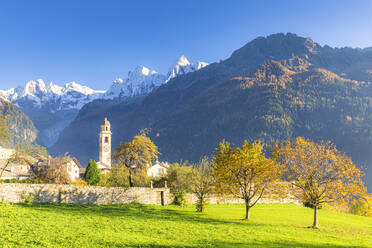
left=17, top=203, right=262, bottom=228
left=99, top=240, right=365, bottom=248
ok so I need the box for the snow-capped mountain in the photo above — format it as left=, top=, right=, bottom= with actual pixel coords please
left=103, top=66, right=166, bottom=99
left=104, top=55, right=208, bottom=99
left=0, top=55, right=209, bottom=106
left=0, top=79, right=104, bottom=111
left=166, top=55, right=208, bottom=82
left=0, top=55, right=209, bottom=148
left=0, top=79, right=105, bottom=148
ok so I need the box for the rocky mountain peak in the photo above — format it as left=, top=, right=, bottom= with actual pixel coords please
left=229, top=32, right=322, bottom=66
left=166, top=55, right=208, bottom=82
left=176, top=55, right=191, bottom=66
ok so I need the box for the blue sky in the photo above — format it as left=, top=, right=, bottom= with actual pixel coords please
left=0, top=0, right=372, bottom=90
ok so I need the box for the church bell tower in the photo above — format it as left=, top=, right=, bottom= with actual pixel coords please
left=99, top=117, right=112, bottom=169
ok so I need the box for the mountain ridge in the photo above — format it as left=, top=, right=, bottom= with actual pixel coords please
left=0, top=55, right=207, bottom=147
left=51, top=33, right=372, bottom=190
left=0, top=99, right=38, bottom=146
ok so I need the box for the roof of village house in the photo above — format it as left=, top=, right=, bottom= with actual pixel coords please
left=0, top=158, right=32, bottom=168
left=71, top=158, right=83, bottom=169
left=158, top=163, right=169, bottom=169
left=149, top=161, right=169, bottom=169
left=20, top=159, right=33, bottom=166
left=97, top=161, right=111, bottom=169
left=35, top=157, right=83, bottom=168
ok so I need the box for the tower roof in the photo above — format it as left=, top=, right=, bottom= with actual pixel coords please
left=102, top=117, right=110, bottom=126
left=100, top=117, right=111, bottom=132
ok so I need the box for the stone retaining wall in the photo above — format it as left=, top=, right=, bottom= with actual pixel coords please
left=0, top=183, right=171, bottom=205
left=0, top=183, right=300, bottom=206
left=186, top=193, right=300, bottom=205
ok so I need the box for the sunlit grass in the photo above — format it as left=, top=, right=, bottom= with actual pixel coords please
left=0, top=203, right=371, bottom=247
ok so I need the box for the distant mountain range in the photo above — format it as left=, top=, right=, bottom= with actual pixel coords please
left=0, top=79, right=103, bottom=111
left=0, top=56, right=208, bottom=147
left=2, top=33, right=372, bottom=190
left=49, top=33, right=372, bottom=190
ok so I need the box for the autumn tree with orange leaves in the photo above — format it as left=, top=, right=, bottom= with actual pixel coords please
left=272, top=137, right=366, bottom=228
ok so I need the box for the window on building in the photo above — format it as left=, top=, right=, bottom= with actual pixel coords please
left=105, top=137, right=109, bottom=143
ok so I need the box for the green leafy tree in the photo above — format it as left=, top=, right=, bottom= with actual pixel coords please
left=84, top=160, right=100, bottom=185
left=109, top=164, right=130, bottom=187
left=113, top=134, right=159, bottom=187
left=213, top=140, right=284, bottom=220
left=166, top=162, right=194, bottom=193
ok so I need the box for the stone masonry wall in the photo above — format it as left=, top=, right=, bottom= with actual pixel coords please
left=0, top=183, right=172, bottom=205
left=186, top=193, right=300, bottom=205
left=0, top=183, right=300, bottom=205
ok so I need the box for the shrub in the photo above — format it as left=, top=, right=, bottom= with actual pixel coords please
left=132, top=168, right=150, bottom=187
left=151, top=176, right=167, bottom=188
left=69, top=179, right=88, bottom=186
left=0, top=196, right=9, bottom=206
left=174, top=192, right=188, bottom=206
left=98, top=165, right=130, bottom=187
left=21, top=192, right=34, bottom=205
left=1, top=178, right=44, bottom=184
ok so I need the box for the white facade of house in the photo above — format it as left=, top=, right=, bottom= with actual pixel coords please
left=0, top=146, right=32, bottom=180
left=147, top=161, right=169, bottom=178
left=0, top=146, right=14, bottom=160
left=1, top=161, right=32, bottom=180
left=65, top=159, right=81, bottom=182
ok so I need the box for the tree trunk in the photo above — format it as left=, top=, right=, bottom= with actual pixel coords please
left=0, top=161, right=10, bottom=178
left=245, top=203, right=250, bottom=220
left=129, top=169, right=133, bottom=187
left=0, top=167, right=5, bottom=178
left=313, top=205, right=318, bottom=228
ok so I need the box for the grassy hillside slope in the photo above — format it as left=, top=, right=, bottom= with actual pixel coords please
left=0, top=203, right=370, bottom=247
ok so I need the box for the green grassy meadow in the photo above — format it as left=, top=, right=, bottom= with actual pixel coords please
left=0, top=203, right=371, bottom=248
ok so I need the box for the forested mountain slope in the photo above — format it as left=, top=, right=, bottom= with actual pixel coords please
left=52, top=33, right=372, bottom=189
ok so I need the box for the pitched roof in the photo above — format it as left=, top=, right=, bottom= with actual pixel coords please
left=72, top=158, right=83, bottom=169
left=97, top=161, right=111, bottom=170
left=159, top=163, right=169, bottom=169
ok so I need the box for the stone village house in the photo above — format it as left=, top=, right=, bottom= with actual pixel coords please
left=1, top=118, right=168, bottom=182
left=65, top=158, right=83, bottom=181
left=147, top=161, right=169, bottom=178
left=33, top=157, right=83, bottom=182
left=0, top=145, right=83, bottom=182
left=0, top=146, right=33, bottom=180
